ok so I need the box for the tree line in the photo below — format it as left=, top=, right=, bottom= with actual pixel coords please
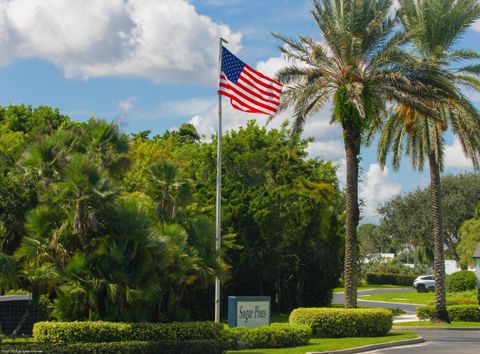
left=0, top=105, right=344, bottom=322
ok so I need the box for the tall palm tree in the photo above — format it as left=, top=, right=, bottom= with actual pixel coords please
left=148, top=161, right=192, bottom=223
left=273, top=0, right=440, bottom=307
left=376, top=0, right=480, bottom=323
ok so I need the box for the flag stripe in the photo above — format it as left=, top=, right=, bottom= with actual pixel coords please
left=241, top=68, right=282, bottom=94
left=218, top=90, right=270, bottom=114
left=218, top=83, right=273, bottom=115
left=218, top=83, right=276, bottom=115
left=237, top=76, right=280, bottom=102
left=219, top=80, right=277, bottom=113
left=244, top=64, right=283, bottom=90
left=220, top=75, right=279, bottom=109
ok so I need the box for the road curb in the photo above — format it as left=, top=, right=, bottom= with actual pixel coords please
left=306, top=337, right=424, bottom=354
left=357, top=299, right=426, bottom=307
left=393, top=326, right=480, bottom=331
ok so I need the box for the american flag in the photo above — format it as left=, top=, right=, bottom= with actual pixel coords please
left=218, top=46, right=283, bottom=115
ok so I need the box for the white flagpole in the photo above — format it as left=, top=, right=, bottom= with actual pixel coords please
left=215, top=37, right=227, bottom=323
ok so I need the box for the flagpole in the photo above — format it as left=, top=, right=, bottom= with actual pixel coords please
left=215, top=37, right=227, bottom=324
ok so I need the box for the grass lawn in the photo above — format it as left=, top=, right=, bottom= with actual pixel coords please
left=393, top=321, right=480, bottom=327
left=225, top=332, right=418, bottom=354
left=358, top=290, right=476, bottom=305
left=334, top=284, right=408, bottom=293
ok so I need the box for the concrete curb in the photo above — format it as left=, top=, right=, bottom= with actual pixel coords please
left=393, top=326, right=480, bottom=331
left=357, top=299, right=426, bottom=307
left=306, top=337, right=424, bottom=354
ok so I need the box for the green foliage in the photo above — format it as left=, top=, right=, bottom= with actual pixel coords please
left=358, top=224, right=393, bottom=257
left=33, top=321, right=223, bottom=343
left=191, top=122, right=344, bottom=312
left=429, top=298, right=478, bottom=306
left=361, top=258, right=429, bottom=278
left=289, top=308, right=392, bottom=338
left=0, top=340, right=227, bottom=354
left=379, top=173, right=480, bottom=261
left=417, top=305, right=480, bottom=321
left=0, top=105, right=342, bottom=321
left=457, top=219, right=480, bottom=268
left=365, top=273, right=417, bottom=286
left=224, top=323, right=311, bottom=350
left=445, top=271, right=477, bottom=292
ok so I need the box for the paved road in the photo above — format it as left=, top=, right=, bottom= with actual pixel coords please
left=333, top=288, right=419, bottom=313
left=366, top=329, right=480, bottom=353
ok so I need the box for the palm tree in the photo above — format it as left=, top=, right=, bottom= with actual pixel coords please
left=376, top=0, right=480, bottom=323
left=148, top=161, right=192, bottom=223
left=273, top=0, right=439, bottom=307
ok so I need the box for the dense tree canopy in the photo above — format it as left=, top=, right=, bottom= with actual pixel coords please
left=0, top=105, right=344, bottom=321
left=378, top=173, right=480, bottom=261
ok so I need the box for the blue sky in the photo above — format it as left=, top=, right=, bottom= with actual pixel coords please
left=0, top=0, right=478, bottom=223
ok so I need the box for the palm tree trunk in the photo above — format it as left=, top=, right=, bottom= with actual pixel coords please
left=428, top=153, right=449, bottom=323
left=343, top=125, right=360, bottom=308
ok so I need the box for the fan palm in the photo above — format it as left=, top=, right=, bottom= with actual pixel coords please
left=273, top=0, right=441, bottom=307
left=376, top=0, right=480, bottom=322
left=148, top=161, right=192, bottom=223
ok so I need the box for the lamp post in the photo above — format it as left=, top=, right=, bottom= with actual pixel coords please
left=473, top=242, right=480, bottom=306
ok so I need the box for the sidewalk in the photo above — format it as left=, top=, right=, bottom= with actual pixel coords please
left=393, top=313, right=419, bottom=323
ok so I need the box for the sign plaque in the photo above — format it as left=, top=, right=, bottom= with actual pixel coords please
left=228, top=296, right=271, bottom=328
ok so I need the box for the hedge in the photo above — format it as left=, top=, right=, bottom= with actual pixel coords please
left=224, top=323, right=311, bottom=350
left=365, top=272, right=416, bottom=286
left=445, top=271, right=477, bottom=292
left=289, top=308, right=392, bottom=338
left=0, top=339, right=227, bottom=354
left=417, top=305, right=480, bottom=321
left=428, top=298, right=477, bottom=306
left=33, top=321, right=223, bottom=343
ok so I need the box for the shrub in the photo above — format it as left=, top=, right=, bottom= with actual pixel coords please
left=365, top=272, right=416, bottom=286
left=446, top=271, right=477, bottom=292
left=428, top=298, right=477, bottom=306
left=289, top=308, right=392, bottom=338
left=0, top=340, right=226, bottom=354
left=33, top=321, right=223, bottom=343
left=224, top=323, right=311, bottom=350
left=417, top=305, right=480, bottom=321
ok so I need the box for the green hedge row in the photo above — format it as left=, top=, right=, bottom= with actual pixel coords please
left=428, top=298, right=477, bottom=306
left=417, top=305, right=480, bottom=321
left=33, top=321, right=223, bottom=343
left=0, top=340, right=226, bottom=354
left=224, top=323, right=311, bottom=350
left=365, top=272, right=416, bottom=286
left=289, top=308, right=392, bottom=338
left=446, top=271, right=477, bottom=292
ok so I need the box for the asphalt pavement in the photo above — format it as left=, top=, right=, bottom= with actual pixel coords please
left=333, top=288, right=419, bottom=313
left=366, top=329, right=480, bottom=353
left=333, top=289, right=480, bottom=353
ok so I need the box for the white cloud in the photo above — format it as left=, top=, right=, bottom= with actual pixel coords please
left=255, top=56, right=290, bottom=79
left=160, top=97, right=216, bottom=117
left=189, top=98, right=285, bottom=138
left=474, top=20, right=480, bottom=32
left=465, top=89, right=480, bottom=103
left=306, top=140, right=344, bottom=160
left=336, top=158, right=346, bottom=187
left=444, top=137, right=474, bottom=169
left=0, top=0, right=241, bottom=83
left=117, top=96, right=137, bottom=113
left=359, top=163, right=402, bottom=223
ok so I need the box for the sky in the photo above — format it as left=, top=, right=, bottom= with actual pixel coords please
left=0, top=0, right=478, bottom=223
